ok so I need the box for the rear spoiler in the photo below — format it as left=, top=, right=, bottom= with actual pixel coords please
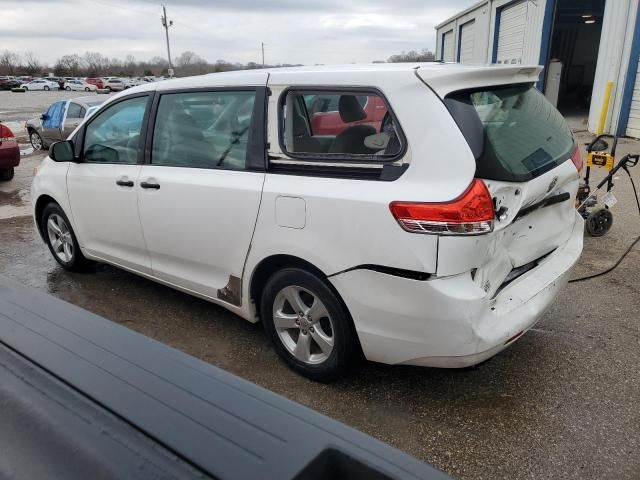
left=0, top=275, right=448, bottom=480
left=417, top=64, right=543, bottom=98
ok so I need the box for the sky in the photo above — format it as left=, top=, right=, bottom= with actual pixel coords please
left=0, top=0, right=477, bottom=66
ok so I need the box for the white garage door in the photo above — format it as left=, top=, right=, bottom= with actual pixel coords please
left=626, top=58, right=640, bottom=138
left=442, top=30, right=455, bottom=62
left=496, top=0, right=529, bottom=64
left=459, top=20, right=475, bottom=63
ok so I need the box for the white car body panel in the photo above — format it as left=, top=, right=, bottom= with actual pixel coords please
left=66, top=163, right=152, bottom=274
left=31, top=64, right=584, bottom=369
left=136, top=166, right=265, bottom=299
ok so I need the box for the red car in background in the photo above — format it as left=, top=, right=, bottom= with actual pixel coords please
left=0, top=123, right=20, bottom=181
left=305, top=94, right=388, bottom=136
left=85, top=77, right=105, bottom=89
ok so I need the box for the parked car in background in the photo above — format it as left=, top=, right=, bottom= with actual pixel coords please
left=0, top=122, right=20, bottom=181
left=0, top=79, right=21, bottom=90
left=64, top=80, right=97, bottom=92
left=305, top=94, right=389, bottom=136
left=20, top=79, right=59, bottom=91
left=26, top=96, right=106, bottom=150
left=85, top=77, right=105, bottom=89
left=103, top=78, right=126, bottom=92
left=32, top=64, right=584, bottom=381
left=47, top=77, right=65, bottom=90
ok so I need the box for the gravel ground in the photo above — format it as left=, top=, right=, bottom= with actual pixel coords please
left=0, top=131, right=639, bottom=479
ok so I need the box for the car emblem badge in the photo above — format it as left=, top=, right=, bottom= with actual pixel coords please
left=547, top=176, right=558, bottom=192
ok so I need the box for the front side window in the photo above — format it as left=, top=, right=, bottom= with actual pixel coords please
left=83, top=96, right=148, bottom=164
left=151, top=90, right=256, bottom=170
left=281, top=90, right=402, bottom=160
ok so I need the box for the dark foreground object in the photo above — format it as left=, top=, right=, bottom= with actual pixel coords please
left=0, top=275, right=447, bottom=480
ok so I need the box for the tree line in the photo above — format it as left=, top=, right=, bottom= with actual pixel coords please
left=0, top=48, right=435, bottom=78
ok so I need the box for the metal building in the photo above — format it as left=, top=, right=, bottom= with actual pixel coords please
left=435, top=0, right=640, bottom=137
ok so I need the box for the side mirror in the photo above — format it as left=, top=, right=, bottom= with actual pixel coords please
left=40, top=113, right=48, bottom=121
left=50, top=140, right=76, bottom=163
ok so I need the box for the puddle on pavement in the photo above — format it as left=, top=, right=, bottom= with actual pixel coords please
left=0, top=190, right=26, bottom=207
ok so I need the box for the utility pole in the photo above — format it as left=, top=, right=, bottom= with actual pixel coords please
left=161, top=5, right=174, bottom=77
left=261, top=42, right=265, bottom=68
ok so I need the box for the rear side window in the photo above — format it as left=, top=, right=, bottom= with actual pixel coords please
left=445, top=83, right=574, bottom=182
left=66, top=102, right=84, bottom=119
left=280, top=90, right=403, bottom=161
left=152, top=90, right=256, bottom=170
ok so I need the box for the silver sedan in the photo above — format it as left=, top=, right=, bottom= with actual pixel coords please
left=26, top=96, right=105, bottom=150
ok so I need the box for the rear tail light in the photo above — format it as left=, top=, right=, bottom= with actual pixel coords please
left=570, top=145, right=583, bottom=172
left=0, top=124, right=15, bottom=143
left=390, top=179, right=495, bottom=235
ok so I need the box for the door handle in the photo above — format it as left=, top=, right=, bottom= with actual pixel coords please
left=116, top=179, right=134, bottom=187
left=140, top=181, right=160, bottom=190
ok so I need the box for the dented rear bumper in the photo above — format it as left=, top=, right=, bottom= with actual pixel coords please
left=329, top=211, right=584, bottom=367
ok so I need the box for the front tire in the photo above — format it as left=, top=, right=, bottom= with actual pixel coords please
left=29, top=130, right=44, bottom=151
left=85, top=87, right=90, bottom=91
left=65, top=86, right=71, bottom=91
left=0, top=168, right=14, bottom=181
left=41, top=203, right=93, bottom=271
left=44, top=86, right=50, bottom=91
left=261, top=268, right=358, bottom=381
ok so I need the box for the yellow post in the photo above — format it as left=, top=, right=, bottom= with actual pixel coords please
left=597, top=81, right=614, bottom=135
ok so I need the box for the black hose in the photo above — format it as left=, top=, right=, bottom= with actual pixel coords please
left=569, top=167, right=640, bottom=283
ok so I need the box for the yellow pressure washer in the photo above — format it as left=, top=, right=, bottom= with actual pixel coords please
left=577, top=134, right=640, bottom=237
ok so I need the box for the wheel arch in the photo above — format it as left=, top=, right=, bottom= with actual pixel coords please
left=34, top=194, right=65, bottom=241
left=248, top=253, right=364, bottom=356
left=249, top=255, right=327, bottom=312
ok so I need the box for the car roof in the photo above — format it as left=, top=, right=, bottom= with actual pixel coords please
left=108, top=63, right=543, bottom=101
left=68, top=96, right=105, bottom=107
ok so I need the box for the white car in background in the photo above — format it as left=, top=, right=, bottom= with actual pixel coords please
left=31, top=64, right=584, bottom=381
left=20, top=79, right=59, bottom=91
left=64, top=80, right=97, bottom=92
left=103, top=78, right=127, bottom=92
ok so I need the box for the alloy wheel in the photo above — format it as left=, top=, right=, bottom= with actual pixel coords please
left=30, top=132, right=42, bottom=150
left=46, top=213, right=74, bottom=263
left=272, top=285, right=334, bottom=365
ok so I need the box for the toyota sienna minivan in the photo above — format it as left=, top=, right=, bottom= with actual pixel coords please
left=32, top=64, right=584, bottom=381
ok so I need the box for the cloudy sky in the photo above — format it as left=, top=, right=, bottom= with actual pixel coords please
left=0, top=0, right=476, bottom=66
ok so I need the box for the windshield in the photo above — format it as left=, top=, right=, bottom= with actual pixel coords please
left=445, top=83, right=575, bottom=182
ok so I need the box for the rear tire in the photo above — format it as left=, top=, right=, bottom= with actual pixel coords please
left=41, top=203, right=94, bottom=272
left=260, top=268, right=358, bottom=382
left=65, top=86, right=71, bottom=91
left=0, top=168, right=14, bottom=181
left=85, top=87, right=90, bottom=91
left=44, top=86, right=50, bottom=91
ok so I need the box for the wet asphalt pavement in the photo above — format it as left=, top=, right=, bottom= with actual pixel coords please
left=1, top=135, right=639, bottom=479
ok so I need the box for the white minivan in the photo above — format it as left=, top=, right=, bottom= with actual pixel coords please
left=32, top=64, right=584, bottom=381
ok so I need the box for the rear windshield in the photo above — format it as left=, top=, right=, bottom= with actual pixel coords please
left=445, top=83, right=574, bottom=182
